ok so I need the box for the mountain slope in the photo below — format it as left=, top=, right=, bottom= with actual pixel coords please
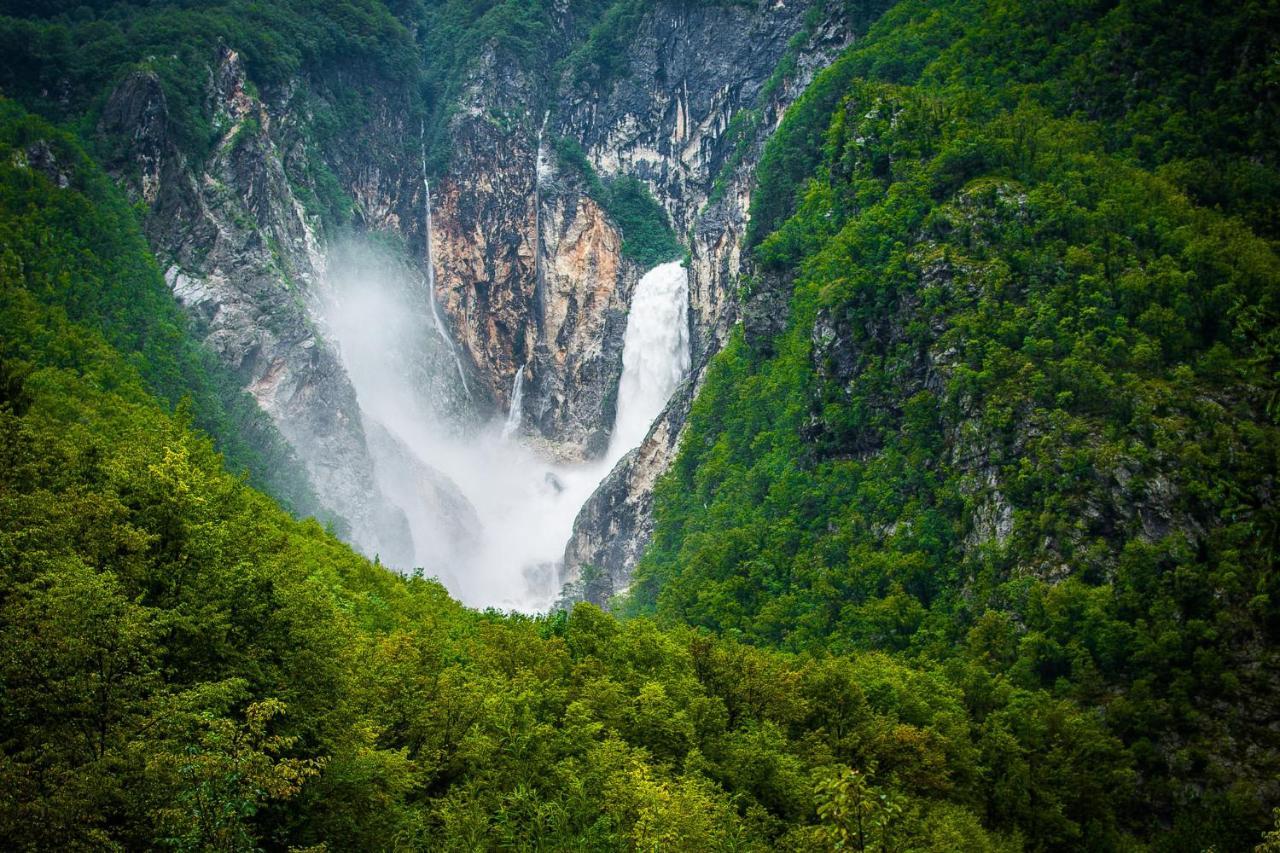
left=1, top=0, right=1279, bottom=849
left=0, top=101, right=321, bottom=517
left=0, top=104, right=1041, bottom=851
left=627, top=0, right=1280, bottom=846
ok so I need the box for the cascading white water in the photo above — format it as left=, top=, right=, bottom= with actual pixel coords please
left=607, top=261, right=691, bottom=459
left=463, top=260, right=689, bottom=608
left=501, top=362, right=527, bottom=440
left=532, top=111, right=551, bottom=327
left=465, top=260, right=689, bottom=608
left=422, top=174, right=472, bottom=399
left=323, top=248, right=689, bottom=612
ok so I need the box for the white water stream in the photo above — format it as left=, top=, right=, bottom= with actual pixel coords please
left=607, top=261, right=691, bottom=458
left=325, top=237, right=689, bottom=610
left=501, top=362, right=527, bottom=441
left=421, top=175, right=472, bottom=399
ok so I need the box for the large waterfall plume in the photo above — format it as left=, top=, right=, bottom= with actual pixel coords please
left=322, top=212, right=689, bottom=609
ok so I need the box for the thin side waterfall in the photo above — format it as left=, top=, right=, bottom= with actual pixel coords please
left=532, top=110, right=551, bottom=330
left=421, top=162, right=472, bottom=399
left=501, top=362, right=527, bottom=441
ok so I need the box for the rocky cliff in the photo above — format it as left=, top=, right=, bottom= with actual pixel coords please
left=100, top=52, right=395, bottom=558
left=423, top=1, right=878, bottom=464
left=91, top=0, right=881, bottom=594
left=94, top=46, right=485, bottom=568
left=559, top=0, right=879, bottom=599
left=527, top=151, right=641, bottom=458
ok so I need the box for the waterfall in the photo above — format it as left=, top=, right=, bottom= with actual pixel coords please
left=323, top=225, right=689, bottom=612
left=501, top=362, right=527, bottom=440
left=532, top=110, right=551, bottom=331
left=466, top=260, right=688, bottom=610
left=421, top=167, right=472, bottom=399
left=606, top=261, right=691, bottom=461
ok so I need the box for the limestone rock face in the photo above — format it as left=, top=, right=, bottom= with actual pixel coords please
left=560, top=0, right=871, bottom=598
left=526, top=154, right=641, bottom=460
left=424, top=46, right=642, bottom=460
left=98, top=49, right=415, bottom=561
left=93, top=1, right=879, bottom=596
left=562, top=375, right=695, bottom=603
left=427, top=46, right=541, bottom=423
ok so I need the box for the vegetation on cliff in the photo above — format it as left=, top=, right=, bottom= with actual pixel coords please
left=0, top=0, right=1278, bottom=849
left=0, top=101, right=321, bottom=518
left=553, top=135, right=682, bottom=268
left=630, top=0, right=1280, bottom=847
left=0, top=0, right=417, bottom=161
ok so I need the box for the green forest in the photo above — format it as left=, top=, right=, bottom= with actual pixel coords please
left=1, top=0, right=1278, bottom=850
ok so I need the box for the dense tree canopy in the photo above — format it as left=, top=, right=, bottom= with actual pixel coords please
left=630, top=0, right=1280, bottom=847
left=0, top=0, right=1278, bottom=849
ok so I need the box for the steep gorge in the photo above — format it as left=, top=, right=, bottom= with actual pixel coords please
left=417, top=0, right=893, bottom=598
left=79, top=0, right=883, bottom=604
left=4, top=0, right=1279, bottom=847
left=558, top=0, right=890, bottom=596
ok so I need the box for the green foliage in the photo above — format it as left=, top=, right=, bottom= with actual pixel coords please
left=604, top=175, right=682, bottom=268
left=149, top=698, right=324, bottom=851
left=707, top=0, right=895, bottom=208
left=635, top=0, right=1280, bottom=848
left=0, top=0, right=419, bottom=161
left=0, top=306, right=1019, bottom=847
left=562, top=0, right=648, bottom=91
left=814, top=765, right=905, bottom=852
left=0, top=100, right=321, bottom=518
left=749, top=0, right=1280, bottom=242
left=553, top=136, right=681, bottom=267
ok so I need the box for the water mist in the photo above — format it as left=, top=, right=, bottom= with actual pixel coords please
left=321, top=239, right=689, bottom=611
